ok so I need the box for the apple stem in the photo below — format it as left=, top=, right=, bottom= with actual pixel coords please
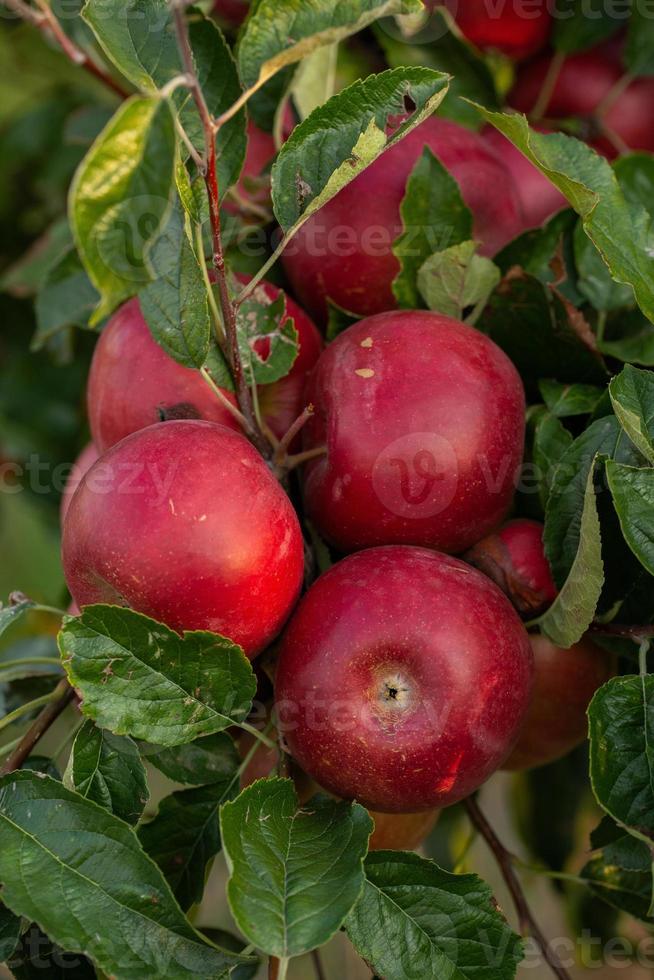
left=5, top=0, right=129, bottom=99
left=530, top=50, right=565, bottom=122
left=274, top=405, right=315, bottom=466
left=464, top=796, right=573, bottom=980
left=589, top=622, right=654, bottom=642
left=311, top=948, right=327, bottom=980
left=239, top=721, right=278, bottom=752
left=283, top=446, right=328, bottom=473
left=171, top=1, right=273, bottom=461
left=0, top=680, right=75, bottom=776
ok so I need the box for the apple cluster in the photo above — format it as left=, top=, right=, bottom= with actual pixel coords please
left=60, top=0, right=627, bottom=851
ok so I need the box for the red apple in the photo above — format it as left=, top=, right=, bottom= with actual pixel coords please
left=301, top=310, right=526, bottom=554
left=481, top=126, right=567, bottom=230
left=62, top=420, right=304, bottom=658
left=212, top=0, right=249, bottom=28
left=509, top=46, right=654, bottom=158
left=466, top=518, right=558, bottom=618
left=368, top=808, right=440, bottom=851
left=276, top=546, right=534, bottom=812
left=281, top=116, right=525, bottom=322
left=60, top=443, right=99, bottom=526
left=87, top=281, right=321, bottom=453
left=439, top=0, right=552, bottom=60
left=504, top=633, right=616, bottom=770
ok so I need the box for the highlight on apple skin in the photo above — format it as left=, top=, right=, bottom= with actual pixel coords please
left=275, top=546, right=534, bottom=813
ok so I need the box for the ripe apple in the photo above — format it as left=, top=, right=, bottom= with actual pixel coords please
left=62, top=420, right=304, bottom=658
left=466, top=519, right=558, bottom=618
left=504, top=633, right=616, bottom=770
left=509, top=46, right=654, bottom=158
left=275, top=546, right=534, bottom=812
left=481, top=126, right=567, bottom=230
left=212, top=0, right=249, bottom=28
left=368, top=808, right=440, bottom=851
left=60, top=443, right=99, bottom=526
left=301, top=310, right=526, bottom=554
left=87, top=281, right=321, bottom=453
left=281, top=116, right=524, bottom=322
left=440, top=0, right=552, bottom=60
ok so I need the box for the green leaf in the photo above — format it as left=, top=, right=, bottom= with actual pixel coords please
left=417, top=241, right=500, bottom=322
left=480, top=270, right=607, bottom=389
left=140, top=776, right=239, bottom=910
left=138, top=198, right=212, bottom=369
left=69, top=96, right=177, bottom=322
left=58, top=605, right=256, bottom=747
left=272, top=67, right=449, bottom=235
left=346, top=851, right=523, bottom=980
left=375, top=10, right=499, bottom=129
left=0, top=772, right=250, bottom=979
left=64, top=720, right=149, bottom=825
left=82, top=1, right=246, bottom=197
left=583, top=819, right=654, bottom=922
left=626, top=0, right=654, bottom=76
left=552, top=0, right=620, bottom=53
left=0, top=904, right=22, bottom=962
left=495, top=208, right=577, bottom=286
left=238, top=0, right=420, bottom=96
left=473, top=109, right=654, bottom=325
left=221, top=778, right=372, bottom=957
left=392, top=147, right=472, bottom=309
left=599, top=309, right=654, bottom=366
left=609, top=365, right=654, bottom=465
left=573, top=220, right=636, bottom=312
left=291, top=43, right=339, bottom=121
left=614, top=153, right=654, bottom=215
left=142, top=732, right=239, bottom=786
left=589, top=675, right=654, bottom=845
left=0, top=599, right=35, bottom=640
left=539, top=381, right=605, bottom=419
left=237, top=285, right=299, bottom=385
left=538, top=459, right=603, bottom=648
left=544, top=416, right=639, bottom=584
left=201, top=930, right=259, bottom=980
left=32, top=247, right=99, bottom=351
left=606, top=462, right=654, bottom=576
left=532, top=410, right=574, bottom=511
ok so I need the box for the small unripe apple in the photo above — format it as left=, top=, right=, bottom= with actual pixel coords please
left=62, top=420, right=304, bottom=658
left=60, top=443, right=99, bottom=526
left=281, top=116, right=524, bottom=322
left=275, top=546, right=534, bottom=812
left=481, top=126, right=567, bottom=231
left=504, top=633, right=617, bottom=771
left=438, top=0, right=552, bottom=60
left=368, top=809, right=440, bottom=851
left=466, top=519, right=557, bottom=618
left=87, top=281, right=321, bottom=453
left=509, top=47, right=654, bottom=158
left=301, top=310, right=526, bottom=554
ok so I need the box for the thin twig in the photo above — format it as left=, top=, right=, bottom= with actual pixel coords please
left=274, top=405, right=314, bottom=467
left=311, top=948, right=327, bottom=980
left=464, top=796, right=572, bottom=980
left=530, top=50, right=565, bottom=122
left=6, top=0, right=129, bottom=98
left=171, top=0, right=271, bottom=459
left=1, top=680, right=75, bottom=775
left=284, top=445, right=327, bottom=473
left=589, top=622, right=654, bottom=641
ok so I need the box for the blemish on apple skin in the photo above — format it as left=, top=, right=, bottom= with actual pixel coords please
left=360, top=337, right=374, bottom=349
left=355, top=368, right=375, bottom=379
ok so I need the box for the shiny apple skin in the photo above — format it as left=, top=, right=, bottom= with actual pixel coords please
left=62, top=420, right=304, bottom=659
left=510, top=48, right=654, bottom=158
left=481, top=126, right=567, bottom=230
left=275, top=547, right=534, bottom=812
left=87, top=282, right=321, bottom=452
left=440, top=0, right=552, bottom=60
left=368, top=808, right=440, bottom=851
left=301, top=310, right=526, bottom=554
left=60, top=443, right=99, bottom=527
left=466, top=518, right=558, bottom=618
left=504, top=633, right=616, bottom=771
left=281, top=117, right=524, bottom=322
